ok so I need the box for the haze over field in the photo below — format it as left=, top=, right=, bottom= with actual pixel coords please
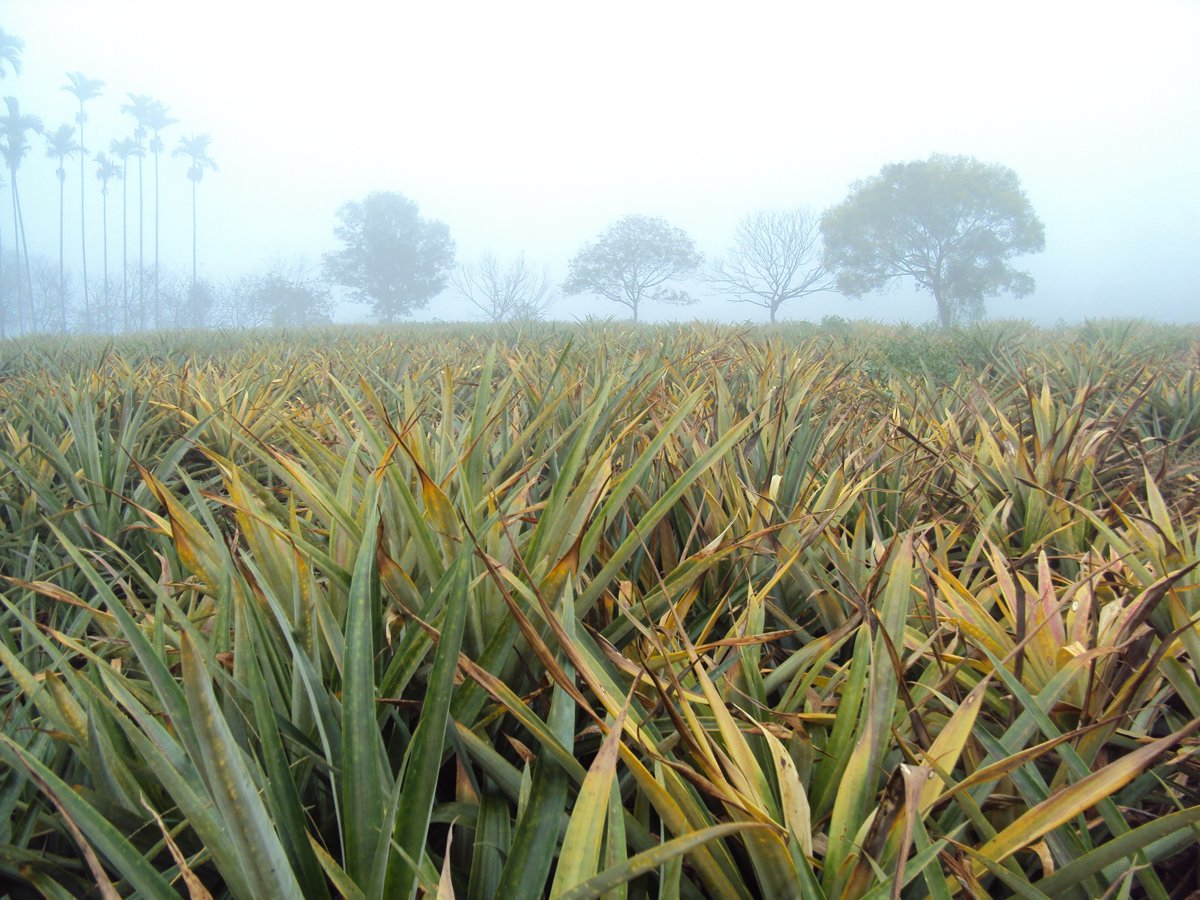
left=4, top=0, right=1198, bottom=324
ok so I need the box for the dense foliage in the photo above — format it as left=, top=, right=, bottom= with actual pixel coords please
left=322, top=192, right=456, bottom=322
left=822, top=155, right=1046, bottom=328
left=1, top=320, right=1198, bottom=898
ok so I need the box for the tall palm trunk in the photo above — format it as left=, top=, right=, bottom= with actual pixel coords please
left=119, top=156, right=128, bottom=332
left=78, top=113, right=89, bottom=327
left=191, top=178, right=197, bottom=287
left=57, top=168, right=66, bottom=331
left=136, top=153, right=144, bottom=330
left=153, top=146, right=160, bottom=329
left=14, top=176, right=34, bottom=330
left=101, top=186, right=110, bottom=334
left=7, top=184, right=18, bottom=334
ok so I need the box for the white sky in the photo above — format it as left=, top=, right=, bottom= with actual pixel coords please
left=4, top=0, right=1199, bottom=323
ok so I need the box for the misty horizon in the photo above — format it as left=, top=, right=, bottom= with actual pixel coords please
left=3, top=0, right=1198, bottom=327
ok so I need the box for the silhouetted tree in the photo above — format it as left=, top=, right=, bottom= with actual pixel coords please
left=1, top=96, right=41, bottom=333
left=322, top=192, right=455, bottom=322
left=145, top=100, right=177, bottom=327
left=45, top=123, right=80, bottom=331
left=563, top=215, right=701, bottom=323
left=0, top=29, right=22, bottom=80
left=172, top=133, right=216, bottom=290
left=708, top=208, right=833, bottom=323
left=241, top=265, right=334, bottom=328
left=0, top=29, right=23, bottom=337
left=452, top=252, right=554, bottom=322
left=94, top=151, right=121, bottom=332
left=64, top=72, right=103, bottom=327
left=822, top=154, right=1045, bottom=327
left=110, top=136, right=142, bottom=331
left=121, top=94, right=153, bottom=327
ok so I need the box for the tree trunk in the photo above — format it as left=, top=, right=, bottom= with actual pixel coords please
left=121, top=156, right=128, bottom=332
left=58, top=170, right=66, bottom=332
left=153, top=146, right=160, bottom=329
left=137, top=153, right=144, bottom=330
left=4, top=187, right=13, bottom=337
left=15, top=177, right=35, bottom=330
left=10, top=179, right=22, bottom=333
left=192, top=179, right=197, bottom=288
left=102, top=187, right=110, bottom=333
left=79, top=107, right=89, bottom=328
left=932, top=286, right=951, bottom=329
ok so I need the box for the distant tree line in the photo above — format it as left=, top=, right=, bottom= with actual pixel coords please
left=0, top=26, right=216, bottom=338
left=0, top=24, right=1045, bottom=336
left=323, top=155, right=1044, bottom=329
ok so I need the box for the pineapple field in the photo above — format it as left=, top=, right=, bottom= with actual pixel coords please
left=1, top=320, right=1199, bottom=898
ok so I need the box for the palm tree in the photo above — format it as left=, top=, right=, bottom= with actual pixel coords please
left=0, top=30, right=24, bottom=337
left=138, top=99, right=177, bottom=329
left=172, top=133, right=216, bottom=290
left=121, top=94, right=152, bottom=329
left=0, top=29, right=23, bottom=79
left=1, top=97, right=43, bottom=334
left=110, top=136, right=142, bottom=332
left=45, top=124, right=80, bottom=331
left=63, top=73, right=104, bottom=330
left=94, top=152, right=121, bottom=333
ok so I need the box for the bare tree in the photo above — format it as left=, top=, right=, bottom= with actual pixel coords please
left=452, top=252, right=555, bottom=322
left=708, top=207, right=833, bottom=323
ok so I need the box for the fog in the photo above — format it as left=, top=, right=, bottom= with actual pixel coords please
left=4, top=0, right=1198, bottom=325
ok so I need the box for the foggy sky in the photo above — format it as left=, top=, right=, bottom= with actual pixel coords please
left=4, top=0, right=1198, bottom=325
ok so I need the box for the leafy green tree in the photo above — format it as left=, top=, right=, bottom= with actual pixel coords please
left=110, top=136, right=143, bottom=331
left=246, top=268, right=334, bottom=327
left=63, top=72, right=103, bottom=327
left=0, top=96, right=41, bottom=334
left=322, top=192, right=455, bottom=322
left=821, top=154, right=1045, bottom=328
left=707, top=207, right=832, bottom=324
left=94, top=151, right=121, bottom=331
left=173, top=133, right=217, bottom=289
left=44, top=124, right=80, bottom=331
left=562, top=215, right=701, bottom=323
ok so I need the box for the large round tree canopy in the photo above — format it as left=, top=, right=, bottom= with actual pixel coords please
left=821, top=154, right=1045, bottom=327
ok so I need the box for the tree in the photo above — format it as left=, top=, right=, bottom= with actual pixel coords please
left=0, top=28, right=23, bottom=79
left=562, top=215, right=701, bottom=323
left=45, top=123, right=80, bottom=331
left=173, top=133, right=217, bottom=289
left=94, top=151, right=121, bottom=332
left=64, top=72, right=103, bottom=328
left=0, top=30, right=23, bottom=338
left=322, top=192, right=455, bottom=322
left=144, top=99, right=177, bottom=327
left=707, top=208, right=833, bottom=324
left=122, top=94, right=156, bottom=331
left=452, top=252, right=554, bottom=322
left=245, top=267, right=334, bottom=328
left=821, top=154, right=1045, bottom=328
left=1, top=96, right=41, bottom=334
left=110, top=136, right=142, bottom=331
